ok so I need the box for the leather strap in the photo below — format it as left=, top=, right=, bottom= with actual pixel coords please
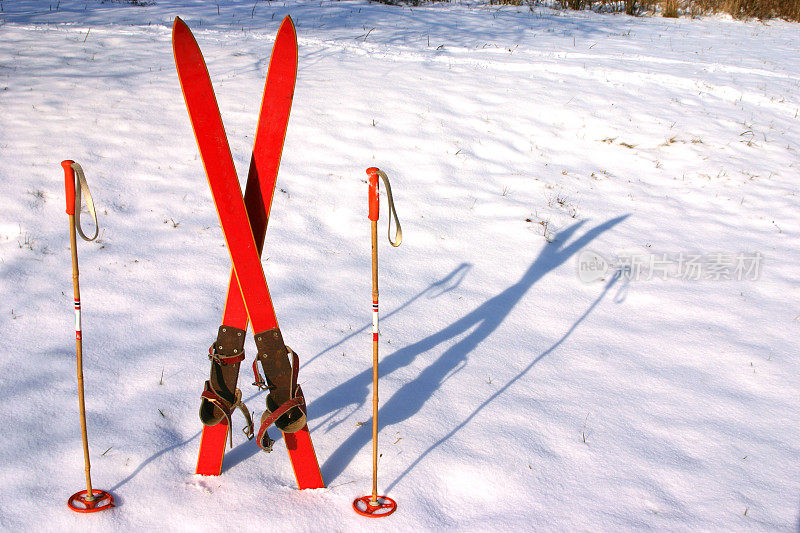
left=208, top=345, right=245, bottom=365
left=256, top=395, right=305, bottom=450
left=69, top=162, right=99, bottom=242
left=375, top=169, right=402, bottom=247
left=201, top=383, right=254, bottom=447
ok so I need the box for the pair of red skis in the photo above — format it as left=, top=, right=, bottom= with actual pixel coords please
left=172, top=17, right=323, bottom=489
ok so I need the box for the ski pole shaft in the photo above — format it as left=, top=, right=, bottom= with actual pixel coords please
left=353, top=167, right=401, bottom=517
left=62, top=160, right=94, bottom=501
left=62, top=161, right=112, bottom=513
left=368, top=167, right=380, bottom=504
left=371, top=218, right=379, bottom=504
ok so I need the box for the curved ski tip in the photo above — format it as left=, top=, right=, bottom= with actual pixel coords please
left=279, top=14, right=296, bottom=33
left=172, top=16, right=198, bottom=53
left=172, top=16, right=189, bottom=37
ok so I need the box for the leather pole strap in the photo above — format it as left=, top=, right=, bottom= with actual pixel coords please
left=69, top=162, right=100, bottom=242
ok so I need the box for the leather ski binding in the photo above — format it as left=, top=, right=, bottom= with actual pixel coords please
left=253, top=327, right=307, bottom=451
left=199, top=325, right=254, bottom=446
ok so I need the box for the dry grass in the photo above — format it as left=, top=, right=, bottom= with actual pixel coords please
left=714, top=0, right=799, bottom=20
left=379, top=0, right=799, bottom=20
left=663, top=0, right=680, bottom=16
left=535, top=0, right=800, bottom=19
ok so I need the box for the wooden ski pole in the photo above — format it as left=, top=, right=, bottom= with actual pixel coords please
left=370, top=194, right=379, bottom=507
left=353, top=167, right=402, bottom=518
left=62, top=160, right=114, bottom=513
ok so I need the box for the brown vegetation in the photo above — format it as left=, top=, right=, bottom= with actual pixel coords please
left=488, top=0, right=800, bottom=20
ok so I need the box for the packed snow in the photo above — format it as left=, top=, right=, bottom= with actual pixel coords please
left=1, top=0, right=798, bottom=530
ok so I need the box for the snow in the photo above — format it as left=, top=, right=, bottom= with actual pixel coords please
left=1, top=0, right=799, bottom=530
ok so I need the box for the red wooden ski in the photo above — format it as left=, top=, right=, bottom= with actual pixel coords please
left=173, top=16, right=324, bottom=489
left=192, top=14, right=296, bottom=479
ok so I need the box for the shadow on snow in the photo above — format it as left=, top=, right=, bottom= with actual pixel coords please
left=317, top=216, right=627, bottom=484
left=222, top=262, right=474, bottom=473
left=112, top=216, right=627, bottom=488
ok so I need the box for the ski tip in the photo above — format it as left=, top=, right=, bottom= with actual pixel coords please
left=172, top=17, right=199, bottom=63
left=273, top=15, right=297, bottom=67
left=172, top=16, right=190, bottom=40
left=279, top=15, right=296, bottom=36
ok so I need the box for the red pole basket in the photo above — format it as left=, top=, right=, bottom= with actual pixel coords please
left=67, top=489, right=115, bottom=513
left=352, top=495, right=397, bottom=518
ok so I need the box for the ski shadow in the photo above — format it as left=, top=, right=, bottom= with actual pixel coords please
left=222, top=262, right=473, bottom=473
left=317, top=215, right=628, bottom=483
left=387, top=268, right=623, bottom=491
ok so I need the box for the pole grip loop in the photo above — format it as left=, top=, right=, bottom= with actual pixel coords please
left=366, top=167, right=402, bottom=247
left=62, top=161, right=100, bottom=242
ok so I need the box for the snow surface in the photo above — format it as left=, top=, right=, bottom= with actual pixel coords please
left=1, top=1, right=799, bottom=530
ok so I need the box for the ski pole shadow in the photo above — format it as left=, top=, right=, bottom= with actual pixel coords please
left=222, top=263, right=473, bottom=473
left=105, top=378, right=270, bottom=484
left=316, top=215, right=628, bottom=483
left=796, top=500, right=800, bottom=533
left=302, top=262, right=472, bottom=369
left=387, top=268, right=623, bottom=492
left=108, top=430, right=200, bottom=494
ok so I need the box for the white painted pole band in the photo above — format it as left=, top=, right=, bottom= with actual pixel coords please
left=74, top=299, right=82, bottom=340
left=372, top=300, right=379, bottom=341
